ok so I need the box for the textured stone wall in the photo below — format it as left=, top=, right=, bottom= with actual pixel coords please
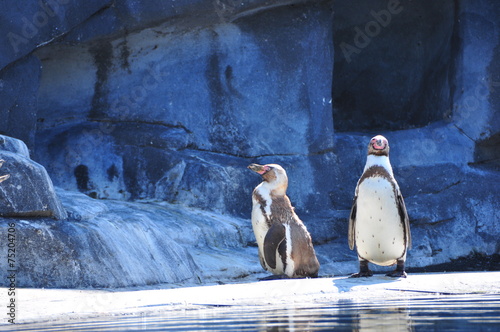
left=0, top=0, right=498, bottom=288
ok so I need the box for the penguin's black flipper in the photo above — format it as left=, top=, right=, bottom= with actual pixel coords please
left=263, top=223, right=286, bottom=270
left=396, top=193, right=412, bottom=249
left=348, top=196, right=357, bottom=250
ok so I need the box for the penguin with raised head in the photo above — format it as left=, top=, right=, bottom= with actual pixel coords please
left=248, top=163, right=320, bottom=279
left=348, top=135, right=411, bottom=278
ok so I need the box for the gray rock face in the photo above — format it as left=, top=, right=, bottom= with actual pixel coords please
left=0, top=0, right=498, bottom=288
left=0, top=189, right=258, bottom=288
left=0, top=135, right=67, bottom=220
left=0, top=1, right=111, bottom=71
left=34, top=1, right=334, bottom=212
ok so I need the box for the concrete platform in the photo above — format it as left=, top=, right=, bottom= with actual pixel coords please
left=4, top=271, right=500, bottom=326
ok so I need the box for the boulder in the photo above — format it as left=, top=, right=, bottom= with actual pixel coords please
left=0, top=135, right=67, bottom=219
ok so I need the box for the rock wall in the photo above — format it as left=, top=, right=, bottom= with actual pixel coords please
left=33, top=2, right=334, bottom=212
left=0, top=188, right=256, bottom=288
left=0, top=0, right=498, bottom=288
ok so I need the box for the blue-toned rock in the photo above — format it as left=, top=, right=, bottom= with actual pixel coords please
left=0, top=0, right=498, bottom=288
left=0, top=135, right=67, bottom=219
left=0, top=55, right=41, bottom=147
left=0, top=0, right=111, bottom=71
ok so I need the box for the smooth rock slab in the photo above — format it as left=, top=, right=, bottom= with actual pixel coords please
left=0, top=188, right=259, bottom=289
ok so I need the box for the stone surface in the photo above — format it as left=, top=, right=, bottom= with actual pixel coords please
left=0, top=0, right=498, bottom=289
left=34, top=1, right=334, bottom=211
left=453, top=0, right=500, bottom=142
left=0, top=0, right=111, bottom=71
left=0, top=55, right=41, bottom=148
left=0, top=135, right=67, bottom=220
left=0, top=188, right=259, bottom=288
left=8, top=272, right=500, bottom=325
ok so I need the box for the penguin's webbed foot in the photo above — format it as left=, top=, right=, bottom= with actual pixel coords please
left=386, top=259, right=407, bottom=278
left=386, top=270, right=407, bottom=278
left=351, top=259, right=372, bottom=277
left=350, top=270, right=373, bottom=278
left=259, top=274, right=290, bottom=281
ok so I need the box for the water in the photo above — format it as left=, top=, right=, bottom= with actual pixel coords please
left=10, top=294, right=500, bottom=331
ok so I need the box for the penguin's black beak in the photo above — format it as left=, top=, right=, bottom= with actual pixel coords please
left=248, top=164, right=269, bottom=175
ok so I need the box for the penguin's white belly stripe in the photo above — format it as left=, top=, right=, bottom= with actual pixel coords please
left=252, top=186, right=275, bottom=271
left=355, top=177, right=405, bottom=266
left=273, top=249, right=285, bottom=275
left=283, top=223, right=295, bottom=276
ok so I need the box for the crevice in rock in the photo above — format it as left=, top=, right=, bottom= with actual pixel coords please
left=448, top=0, right=462, bottom=123
left=411, top=217, right=455, bottom=226
left=416, top=180, right=462, bottom=196
left=309, top=147, right=335, bottom=156
left=428, top=217, right=456, bottom=226
left=227, top=0, right=311, bottom=23
left=182, top=145, right=299, bottom=159
left=453, top=124, right=475, bottom=142
left=89, top=119, right=192, bottom=134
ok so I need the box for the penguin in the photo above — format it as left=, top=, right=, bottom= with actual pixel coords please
left=348, top=135, right=411, bottom=278
left=248, top=163, right=320, bottom=279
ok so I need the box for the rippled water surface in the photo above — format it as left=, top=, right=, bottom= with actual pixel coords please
left=13, top=294, right=500, bottom=331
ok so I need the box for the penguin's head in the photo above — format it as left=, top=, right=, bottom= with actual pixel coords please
left=248, top=163, right=288, bottom=194
left=368, top=135, right=390, bottom=156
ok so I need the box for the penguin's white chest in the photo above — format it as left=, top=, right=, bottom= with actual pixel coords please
left=251, top=186, right=272, bottom=259
left=251, top=197, right=269, bottom=251
left=355, top=176, right=405, bottom=266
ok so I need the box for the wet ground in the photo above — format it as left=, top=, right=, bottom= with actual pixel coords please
left=3, top=272, right=500, bottom=330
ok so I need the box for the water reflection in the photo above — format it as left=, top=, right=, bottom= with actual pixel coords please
left=12, top=294, right=500, bottom=331
left=344, top=300, right=414, bottom=331
left=256, top=306, right=321, bottom=331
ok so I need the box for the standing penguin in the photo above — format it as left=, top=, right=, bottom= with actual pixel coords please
left=248, top=163, right=320, bottom=279
left=348, top=135, right=411, bottom=278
